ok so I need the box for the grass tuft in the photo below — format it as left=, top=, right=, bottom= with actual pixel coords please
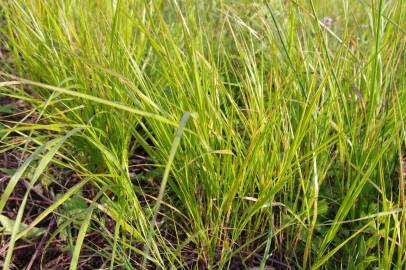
left=1, top=0, right=405, bottom=268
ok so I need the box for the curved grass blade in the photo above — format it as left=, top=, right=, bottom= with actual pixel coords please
left=2, top=128, right=82, bottom=270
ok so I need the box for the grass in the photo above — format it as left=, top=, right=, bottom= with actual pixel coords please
left=0, top=0, right=405, bottom=268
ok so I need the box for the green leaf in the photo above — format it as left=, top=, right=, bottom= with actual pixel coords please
left=0, top=168, right=17, bottom=176
left=55, top=193, right=88, bottom=241
left=63, top=194, right=88, bottom=213
left=69, top=207, right=94, bottom=270
left=0, top=214, right=45, bottom=240
left=0, top=105, right=16, bottom=114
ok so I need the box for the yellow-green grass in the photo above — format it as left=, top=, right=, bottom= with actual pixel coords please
left=0, top=0, right=405, bottom=269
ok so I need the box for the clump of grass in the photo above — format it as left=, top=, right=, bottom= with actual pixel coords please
left=1, top=0, right=405, bottom=268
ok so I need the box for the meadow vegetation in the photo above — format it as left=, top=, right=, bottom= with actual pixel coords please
left=0, top=0, right=405, bottom=269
